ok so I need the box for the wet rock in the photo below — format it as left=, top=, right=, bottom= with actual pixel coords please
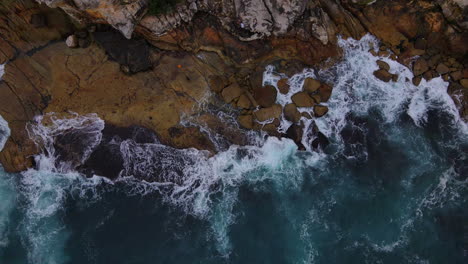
left=253, top=85, right=277, bottom=108
left=376, top=60, right=390, bottom=71
left=222, top=83, right=243, bottom=103
left=414, top=38, right=427, bottom=50
left=412, top=76, right=422, bottom=86
left=311, top=94, right=321, bottom=104
left=314, top=105, right=329, bottom=117
left=277, top=78, right=290, bottom=94
left=66, top=35, right=78, bottom=48
left=413, top=58, right=429, bottom=76
left=460, top=79, right=468, bottom=89
left=254, top=104, right=282, bottom=122
left=436, top=63, right=450, bottom=75
left=285, top=123, right=305, bottom=150
left=301, top=112, right=312, bottom=119
left=318, top=84, right=333, bottom=102
left=373, top=69, right=392, bottom=82
left=93, top=31, right=152, bottom=74
left=237, top=94, right=252, bottom=109
left=292, top=92, right=315, bottom=107
left=303, top=78, right=321, bottom=93
left=78, top=38, right=91, bottom=48
left=311, top=131, right=329, bottom=150
left=238, top=115, right=253, bottom=129
left=284, top=103, right=301, bottom=123
left=423, top=70, right=435, bottom=81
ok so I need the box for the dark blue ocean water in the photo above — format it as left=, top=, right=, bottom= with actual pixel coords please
left=0, top=35, right=467, bottom=264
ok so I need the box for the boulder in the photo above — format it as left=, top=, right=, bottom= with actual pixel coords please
left=253, top=85, right=277, bottom=108
left=436, top=63, right=450, bottom=75
left=254, top=104, right=282, bottom=122
left=284, top=103, right=301, bottom=123
left=412, top=76, right=422, bottom=86
left=314, top=105, right=329, bottom=117
left=208, top=75, right=226, bottom=93
left=222, top=83, right=243, bottom=103
left=238, top=115, right=253, bottom=129
left=450, top=71, right=462, bottom=81
left=285, top=123, right=305, bottom=150
left=373, top=69, right=392, bottom=82
left=318, top=84, right=333, bottom=102
left=292, top=92, right=315, bottom=107
left=277, top=78, right=290, bottom=94
left=413, top=58, right=429, bottom=76
left=303, top=78, right=321, bottom=93
left=237, top=94, right=252, bottom=109
left=66, top=35, right=78, bottom=48
left=376, top=60, right=390, bottom=71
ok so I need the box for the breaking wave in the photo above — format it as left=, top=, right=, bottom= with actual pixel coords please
left=0, top=35, right=466, bottom=263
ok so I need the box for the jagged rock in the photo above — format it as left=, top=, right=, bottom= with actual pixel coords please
left=373, top=69, right=392, bottom=82
left=376, top=60, right=390, bottom=71
left=254, top=85, right=277, bottom=108
left=238, top=115, right=253, bottom=129
left=254, top=104, right=282, bottom=122
left=436, top=63, right=450, bottom=75
left=413, top=58, right=429, bottom=76
left=284, top=104, right=301, bottom=123
left=93, top=31, right=151, bottom=73
left=208, top=75, right=226, bottom=93
left=66, top=35, right=78, bottom=48
left=285, top=123, right=305, bottom=150
left=36, top=0, right=148, bottom=39
left=314, top=105, right=329, bottom=117
left=303, top=78, right=321, bottom=93
left=414, top=38, right=427, bottom=50
left=277, top=78, right=290, bottom=94
left=222, top=83, right=243, bottom=103
left=292, top=92, right=315, bottom=107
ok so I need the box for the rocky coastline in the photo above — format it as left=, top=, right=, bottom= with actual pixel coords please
left=0, top=0, right=467, bottom=176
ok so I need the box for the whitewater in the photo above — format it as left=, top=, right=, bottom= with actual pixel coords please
left=0, top=35, right=466, bottom=263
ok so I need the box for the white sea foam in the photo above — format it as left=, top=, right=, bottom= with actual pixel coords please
left=0, top=64, right=4, bottom=80
left=0, top=114, right=10, bottom=152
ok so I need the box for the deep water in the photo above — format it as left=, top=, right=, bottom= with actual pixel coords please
left=0, top=36, right=467, bottom=264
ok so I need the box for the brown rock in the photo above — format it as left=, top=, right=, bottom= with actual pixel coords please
left=311, top=94, right=321, bottom=104
left=412, top=76, right=422, bottom=86
left=277, top=78, right=290, bottom=94
left=318, top=84, right=333, bottom=102
left=222, top=83, right=243, bottom=103
left=314, top=105, right=329, bottom=117
left=285, top=123, right=305, bottom=150
left=284, top=104, right=301, bottom=123
left=413, top=58, right=429, bottom=76
left=414, top=38, right=427, bottom=50
left=303, top=78, right=321, bottom=93
left=460, top=79, right=468, bottom=89
left=253, top=85, right=277, bottom=108
left=436, top=63, right=450, bottom=75
left=238, top=115, right=253, bottom=129
left=301, top=112, right=312, bottom=119
left=373, top=69, right=392, bottom=82
left=237, top=94, right=252, bottom=109
left=30, top=13, right=46, bottom=28
left=254, top=104, right=282, bottom=122
left=423, top=70, right=435, bottom=81
left=208, top=75, right=226, bottom=93
left=450, top=71, right=462, bottom=81
left=376, top=60, right=390, bottom=71
left=292, top=92, right=316, bottom=107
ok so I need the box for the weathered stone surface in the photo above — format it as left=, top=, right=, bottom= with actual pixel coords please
left=0, top=42, right=229, bottom=172
left=254, top=104, right=282, bottom=122
left=303, top=78, right=321, bottom=93
left=292, top=92, right=315, bottom=107
left=237, top=94, right=252, bottom=109
left=254, top=85, right=277, bottom=108
left=285, top=123, right=305, bottom=150
left=284, top=103, right=301, bottom=123
left=413, top=58, right=429, bottom=76
left=412, top=76, right=422, bottom=86
left=314, top=105, right=329, bottom=117
left=317, top=84, right=332, bottom=102
left=460, top=79, right=468, bottom=89
left=436, top=63, right=450, bottom=75
left=222, top=83, right=243, bottom=103
left=450, top=71, right=463, bottom=81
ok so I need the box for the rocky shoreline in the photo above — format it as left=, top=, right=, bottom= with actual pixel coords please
left=0, top=0, right=467, bottom=175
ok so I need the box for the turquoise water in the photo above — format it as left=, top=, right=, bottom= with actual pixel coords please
left=0, top=36, right=467, bottom=263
